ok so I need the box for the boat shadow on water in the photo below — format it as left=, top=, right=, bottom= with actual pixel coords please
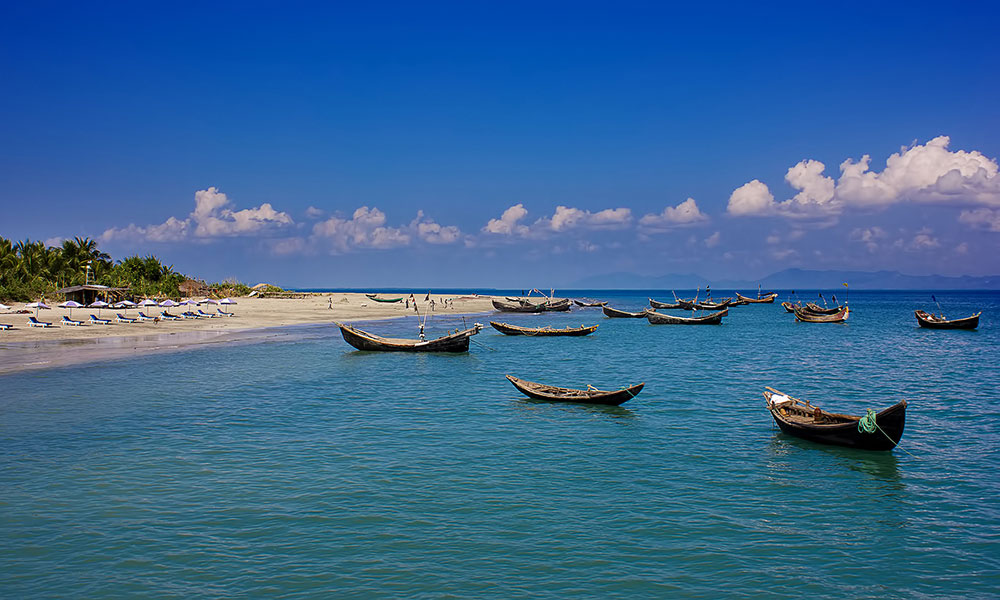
left=766, top=435, right=904, bottom=489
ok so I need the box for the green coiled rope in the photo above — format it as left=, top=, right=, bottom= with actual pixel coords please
left=858, top=408, right=878, bottom=434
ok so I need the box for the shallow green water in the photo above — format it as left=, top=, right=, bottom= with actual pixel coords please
left=1, top=290, right=998, bottom=598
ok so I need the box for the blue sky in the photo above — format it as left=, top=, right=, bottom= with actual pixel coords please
left=2, top=2, right=999, bottom=287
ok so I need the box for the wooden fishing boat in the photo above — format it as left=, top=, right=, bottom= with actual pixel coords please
left=336, top=322, right=482, bottom=352
left=541, top=298, right=572, bottom=311
left=492, top=299, right=546, bottom=313
left=680, top=298, right=732, bottom=311
left=506, top=375, right=644, bottom=406
left=914, top=310, right=980, bottom=330
left=781, top=301, right=798, bottom=313
left=490, top=321, right=598, bottom=336
left=730, top=297, right=749, bottom=306
left=603, top=305, right=648, bottom=318
left=649, top=298, right=684, bottom=309
left=646, top=308, right=728, bottom=325
left=573, top=299, right=608, bottom=307
left=763, top=387, right=906, bottom=451
left=804, top=302, right=842, bottom=315
left=365, top=294, right=403, bottom=303
left=794, top=305, right=849, bottom=323
left=736, top=292, right=778, bottom=304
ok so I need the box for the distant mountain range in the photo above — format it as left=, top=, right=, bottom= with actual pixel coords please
left=570, top=269, right=1000, bottom=290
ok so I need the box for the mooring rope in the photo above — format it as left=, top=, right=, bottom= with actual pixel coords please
left=857, top=408, right=918, bottom=458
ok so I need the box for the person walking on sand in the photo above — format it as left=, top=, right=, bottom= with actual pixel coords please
left=429, top=299, right=435, bottom=311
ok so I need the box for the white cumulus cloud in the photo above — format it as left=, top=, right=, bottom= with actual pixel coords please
left=639, top=198, right=708, bottom=231
left=483, top=204, right=529, bottom=235
left=102, top=187, right=293, bottom=243
left=728, top=136, right=1000, bottom=220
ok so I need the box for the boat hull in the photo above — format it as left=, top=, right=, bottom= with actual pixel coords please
left=646, top=308, right=727, bottom=324
left=769, top=400, right=906, bottom=451
left=915, top=310, right=980, bottom=330
left=602, top=306, right=647, bottom=318
left=506, top=375, right=643, bottom=406
left=736, top=292, right=777, bottom=303
left=337, top=323, right=479, bottom=352
left=492, top=299, right=546, bottom=313
left=490, top=322, right=598, bottom=336
left=794, top=306, right=849, bottom=323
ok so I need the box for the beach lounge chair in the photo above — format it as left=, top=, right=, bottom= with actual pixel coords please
left=28, top=316, right=54, bottom=328
left=160, top=311, right=182, bottom=321
left=116, top=313, right=137, bottom=323
left=183, top=311, right=204, bottom=319
left=137, top=312, right=157, bottom=322
left=197, top=309, right=221, bottom=318
left=89, top=314, right=112, bottom=325
left=216, top=308, right=235, bottom=317
left=61, top=315, right=87, bottom=326
left=0, top=323, right=12, bottom=330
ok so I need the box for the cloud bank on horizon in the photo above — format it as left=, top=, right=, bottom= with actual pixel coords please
left=101, top=135, right=999, bottom=252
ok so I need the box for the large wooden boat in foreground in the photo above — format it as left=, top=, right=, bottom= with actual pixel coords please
left=336, top=322, right=482, bottom=352
left=763, top=387, right=906, bottom=451
left=914, top=310, right=980, bottom=330
left=506, top=375, right=644, bottom=406
left=603, top=305, right=649, bottom=318
left=794, top=305, right=849, bottom=323
left=646, top=308, right=728, bottom=325
left=490, top=322, right=598, bottom=336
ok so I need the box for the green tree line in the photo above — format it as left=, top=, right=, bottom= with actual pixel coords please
left=0, top=236, right=188, bottom=301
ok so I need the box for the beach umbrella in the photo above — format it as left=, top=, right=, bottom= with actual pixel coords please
left=113, top=300, right=136, bottom=314
left=220, top=298, right=237, bottom=314
left=26, top=301, right=51, bottom=317
left=200, top=298, right=220, bottom=305
left=89, top=300, right=109, bottom=318
left=159, top=299, right=179, bottom=307
left=59, top=300, right=83, bottom=319
left=139, top=299, right=158, bottom=316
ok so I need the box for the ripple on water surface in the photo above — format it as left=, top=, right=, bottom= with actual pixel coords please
left=1, top=291, right=998, bottom=598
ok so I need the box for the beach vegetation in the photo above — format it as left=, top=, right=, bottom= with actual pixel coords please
left=0, top=236, right=244, bottom=302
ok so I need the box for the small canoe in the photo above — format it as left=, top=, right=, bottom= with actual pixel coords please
left=646, top=308, right=728, bottom=325
left=649, top=298, right=684, bottom=309
left=365, top=294, right=403, bottom=303
left=763, top=387, right=906, bottom=451
left=492, top=299, right=546, bottom=313
left=736, top=292, right=778, bottom=303
left=914, top=310, right=980, bottom=330
left=603, top=305, right=648, bottom=318
left=794, top=306, right=849, bottom=323
left=337, top=322, right=482, bottom=352
left=506, top=375, right=644, bottom=406
left=490, top=322, right=598, bottom=336
left=573, top=300, right=608, bottom=307
left=781, top=301, right=798, bottom=313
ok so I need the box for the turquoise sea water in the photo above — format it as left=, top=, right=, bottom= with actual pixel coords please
left=2, top=290, right=998, bottom=598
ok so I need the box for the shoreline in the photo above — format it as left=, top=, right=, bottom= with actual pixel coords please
left=0, top=292, right=498, bottom=376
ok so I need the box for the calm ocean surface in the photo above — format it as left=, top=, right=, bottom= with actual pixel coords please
left=2, top=290, right=998, bottom=598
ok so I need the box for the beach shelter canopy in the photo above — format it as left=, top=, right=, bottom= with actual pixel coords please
left=26, top=301, right=51, bottom=317
left=159, top=299, right=179, bottom=307
left=89, top=300, right=110, bottom=317
left=200, top=298, right=220, bottom=305
left=113, top=300, right=136, bottom=308
left=59, top=300, right=83, bottom=318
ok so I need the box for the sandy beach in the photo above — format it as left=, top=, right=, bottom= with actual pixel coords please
left=0, top=293, right=499, bottom=374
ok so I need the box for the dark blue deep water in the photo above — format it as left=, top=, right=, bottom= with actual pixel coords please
left=2, top=290, right=998, bottom=598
